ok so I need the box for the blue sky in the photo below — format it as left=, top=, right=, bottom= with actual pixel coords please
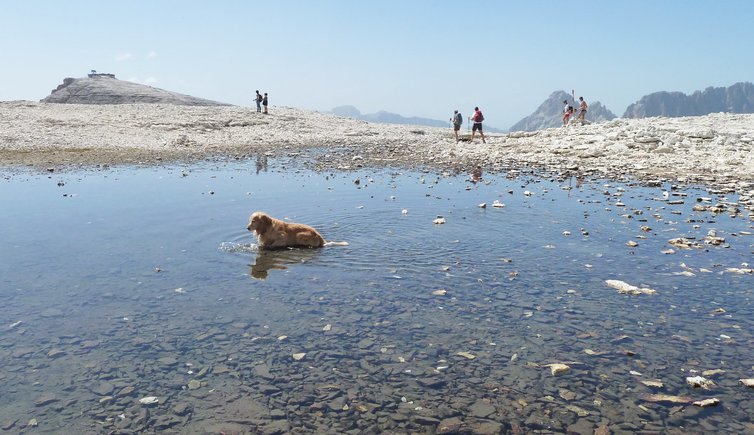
left=2, top=1, right=751, bottom=128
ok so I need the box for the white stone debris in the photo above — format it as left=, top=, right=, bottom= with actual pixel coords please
left=693, top=398, right=720, bottom=408
left=686, top=376, right=714, bottom=389
left=138, top=396, right=159, bottom=405
left=605, top=279, right=657, bottom=295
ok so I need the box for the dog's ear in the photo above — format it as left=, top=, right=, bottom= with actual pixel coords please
left=252, top=212, right=272, bottom=233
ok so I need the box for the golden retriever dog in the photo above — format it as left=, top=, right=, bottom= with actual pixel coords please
left=247, top=211, right=347, bottom=249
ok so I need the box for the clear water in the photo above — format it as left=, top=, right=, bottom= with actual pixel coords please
left=1, top=161, right=752, bottom=434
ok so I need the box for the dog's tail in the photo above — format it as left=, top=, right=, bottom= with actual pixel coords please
left=323, top=240, right=349, bottom=247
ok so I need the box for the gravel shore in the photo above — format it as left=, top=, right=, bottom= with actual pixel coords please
left=1, top=101, right=752, bottom=195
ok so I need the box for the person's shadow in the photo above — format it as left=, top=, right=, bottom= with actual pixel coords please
left=249, top=247, right=318, bottom=280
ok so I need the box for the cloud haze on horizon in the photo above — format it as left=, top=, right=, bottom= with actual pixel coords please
left=2, top=1, right=752, bottom=128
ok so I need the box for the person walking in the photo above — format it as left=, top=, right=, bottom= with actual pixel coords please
left=450, top=110, right=463, bottom=143
left=562, top=100, right=573, bottom=126
left=469, top=107, right=486, bottom=144
left=255, top=90, right=263, bottom=112
left=577, top=96, right=588, bottom=124
left=262, top=93, right=269, bottom=114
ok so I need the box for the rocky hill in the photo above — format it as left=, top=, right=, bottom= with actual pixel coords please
left=41, top=75, right=230, bottom=106
left=509, top=91, right=617, bottom=132
left=623, top=82, right=754, bottom=118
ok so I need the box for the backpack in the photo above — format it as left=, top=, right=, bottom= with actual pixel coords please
left=455, top=112, right=463, bottom=125
left=478, top=112, right=484, bottom=122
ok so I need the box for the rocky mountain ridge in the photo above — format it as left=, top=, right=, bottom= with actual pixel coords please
left=511, top=82, right=754, bottom=132
left=623, top=82, right=754, bottom=118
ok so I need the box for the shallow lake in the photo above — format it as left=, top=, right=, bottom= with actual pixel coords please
left=1, top=159, right=752, bottom=434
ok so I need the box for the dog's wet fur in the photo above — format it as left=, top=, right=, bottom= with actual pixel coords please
left=247, top=211, right=326, bottom=249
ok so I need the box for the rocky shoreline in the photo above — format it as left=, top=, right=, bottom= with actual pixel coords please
left=1, top=102, right=753, bottom=203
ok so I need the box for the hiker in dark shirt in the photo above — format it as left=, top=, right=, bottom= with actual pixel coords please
left=450, top=110, right=463, bottom=143
left=255, top=90, right=263, bottom=112
left=262, top=93, right=269, bottom=114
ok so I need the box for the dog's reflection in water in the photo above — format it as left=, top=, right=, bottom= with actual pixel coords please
left=249, top=247, right=318, bottom=280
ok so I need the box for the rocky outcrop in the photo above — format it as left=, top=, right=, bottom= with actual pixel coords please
left=41, top=75, right=230, bottom=106
left=623, top=82, right=754, bottom=118
left=509, top=91, right=616, bottom=132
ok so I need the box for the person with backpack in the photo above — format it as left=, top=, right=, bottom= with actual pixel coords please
left=469, top=107, right=486, bottom=144
left=450, top=109, right=463, bottom=143
left=255, top=90, right=263, bottom=112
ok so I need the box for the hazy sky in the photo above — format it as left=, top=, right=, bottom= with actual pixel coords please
left=2, top=1, right=752, bottom=128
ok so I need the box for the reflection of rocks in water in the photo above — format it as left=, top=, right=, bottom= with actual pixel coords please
left=250, top=248, right=317, bottom=279
left=255, top=154, right=268, bottom=174
left=471, top=165, right=482, bottom=183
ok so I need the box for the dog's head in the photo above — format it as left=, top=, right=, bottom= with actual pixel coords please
left=247, top=211, right=272, bottom=234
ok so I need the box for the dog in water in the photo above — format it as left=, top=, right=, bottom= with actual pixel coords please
left=247, top=211, right=348, bottom=249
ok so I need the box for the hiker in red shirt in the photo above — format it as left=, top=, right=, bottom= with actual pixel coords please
left=469, top=107, right=486, bottom=144
left=562, top=100, right=574, bottom=126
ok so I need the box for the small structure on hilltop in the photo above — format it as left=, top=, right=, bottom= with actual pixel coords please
left=88, top=70, right=116, bottom=79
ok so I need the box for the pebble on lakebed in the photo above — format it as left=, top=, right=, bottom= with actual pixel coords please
left=693, top=398, right=720, bottom=408
left=686, top=376, right=714, bottom=389
left=545, top=363, right=571, bottom=376
left=138, top=396, right=160, bottom=406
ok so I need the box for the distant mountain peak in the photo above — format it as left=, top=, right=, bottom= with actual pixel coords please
left=331, top=105, right=362, bottom=118
left=329, top=106, right=505, bottom=132
left=509, top=91, right=616, bottom=132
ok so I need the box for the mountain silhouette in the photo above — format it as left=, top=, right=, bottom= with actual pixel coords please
left=624, top=82, right=754, bottom=118
left=331, top=105, right=506, bottom=133
left=509, top=91, right=616, bottom=132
